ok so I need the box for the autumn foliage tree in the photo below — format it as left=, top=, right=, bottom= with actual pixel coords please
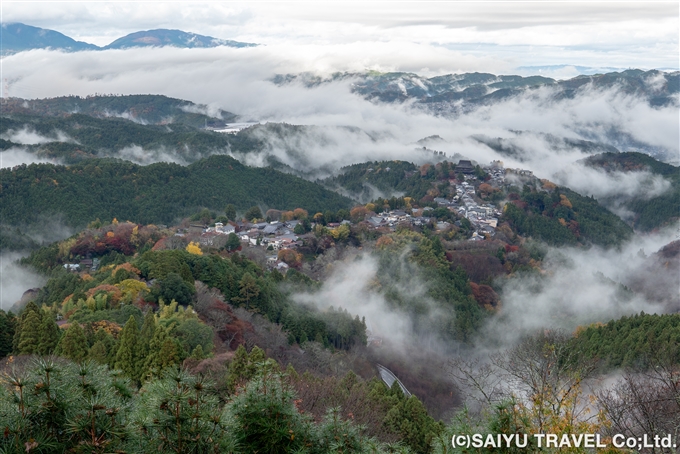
left=277, top=248, right=302, bottom=269
left=350, top=206, right=368, bottom=222
left=293, top=208, right=309, bottom=220
left=185, top=241, right=202, bottom=255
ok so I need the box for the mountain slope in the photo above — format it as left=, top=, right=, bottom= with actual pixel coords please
left=0, top=112, right=236, bottom=164
left=0, top=23, right=256, bottom=55
left=2, top=94, right=238, bottom=128
left=275, top=69, right=679, bottom=110
left=0, top=155, right=353, bottom=228
left=1, top=22, right=99, bottom=55
left=104, top=29, right=256, bottom=49
left=583, top=152, right=680, bottom=231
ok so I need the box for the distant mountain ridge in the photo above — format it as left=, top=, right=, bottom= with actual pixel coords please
left=0, top=23, right=98, bottom=54
left=274, top=69, right=680, bottom=109
left=0, top=22, right=257, bottom=55
left=103, top=29, right=257, bottom=50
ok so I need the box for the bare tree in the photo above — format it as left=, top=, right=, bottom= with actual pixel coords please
left=597, top=363, right=680, bottom=454
left=449, top=331, right=600, bottom=432
left=448, top=356, right=505, bottom=411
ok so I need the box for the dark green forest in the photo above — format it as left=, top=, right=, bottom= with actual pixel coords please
left=0, top=113, right=246, bottom=164
left=569, top=313, right=680, bottom=370
left=0, top=155, right=352, bottom=228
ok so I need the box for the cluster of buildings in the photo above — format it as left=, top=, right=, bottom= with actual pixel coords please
left=236, top=220, right=302, bottom=250
left=365, top=207, right=450, bottom=230
left=187, top=159, right=536, bottom=252
left=432, top=182, right=501, bottom=239
left=178, top=219, right=302, bottom=252
left=63, top=257, right=101, bottom=273
left=485, top=161, right=506, bottom=185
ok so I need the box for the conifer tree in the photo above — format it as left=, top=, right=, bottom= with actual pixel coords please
left=226, top=345, right=269, bottom=394
left=232, top=273, right=260, bottom=309
left=143, top=325, right=181, bottom=379
left=132, top=369, right=235, bottom=452
left=158, top=337, right=181, bottom=368
left=17, top=310, right=43, bottom=355
left=115, top=316, right=141, bottom=382
left=37, top=314, right=61, bottom=355
left=138, top=310, right=156, bottom=361
left=0, top=310, right=16, bottom=358
left=384, top=388, right=443, bottom=452
left=248, top=346, right=266, bottom=373
left=225, top=204, right=236, bottom=221
left=13, top=301, right=41, bottom=353
left=88, top=340, right=109, bottom=365
left=91, top=328, right=116, bottom=366
left=223, top=372, right=315, bottom=452
left=190, top=344, right=205, bottom=360
left=226, top=345, right=249, bottom=394
left=55, top=323, right=88, bottom=362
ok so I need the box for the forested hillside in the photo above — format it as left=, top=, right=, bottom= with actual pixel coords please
left=323, top=159, right=634, bottom=247
left=0, top=155, right=353, bottom=228
left=502, top=185, right=633, bottom=247
left=0, top=109, right=363, bottom=168
left=2, top=94, right=238, bottom=129
left=1, top=182, right=677, bottom=452
left=321, top=160, right=436, bottom=202
left=584, top=152, right=680, bottom=231
left=276, top=69, right=680, bottom=109
left=569, top=313, right=680, bottom=369
left=0, top=112, right=238, bottom=163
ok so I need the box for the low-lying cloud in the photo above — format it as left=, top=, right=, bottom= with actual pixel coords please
left=292, top=224, right=678, bottom=356
left=2, top=48, right=677, bottom=210
left=114, top=144, right=189, bottom=166
left=0, top=147, right=60, bottom=168
left=1, top=127, right=74, bottom=145
left=293, top=253, right=420, bottom=349
left=0, top=252, right=46, bottom=312
left=480, top=225, right=679, bottom=348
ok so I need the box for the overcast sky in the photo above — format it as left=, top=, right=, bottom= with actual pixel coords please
left=1, top=1, right=678, bottom=76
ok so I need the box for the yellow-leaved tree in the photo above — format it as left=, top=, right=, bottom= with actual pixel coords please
left=186, top=241, right=203, bottom=255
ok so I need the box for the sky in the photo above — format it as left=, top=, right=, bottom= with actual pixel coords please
left=1, top=1, right=678, bottom=77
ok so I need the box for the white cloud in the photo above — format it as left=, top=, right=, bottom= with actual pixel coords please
left=1, top=2, right=677, bottom=70
left=480, top=226, right=679, bottom=347
left=0, top=252, right=46, bottom=311
left=3, top=47, right=677, bottom=195
left=0, top=147, right=58, bottom=168
left=1, top=127, right=74, bottom=145
left=115, top=144, right=188, bottom=166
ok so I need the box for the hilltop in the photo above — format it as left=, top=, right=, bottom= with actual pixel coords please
left=0, top=22, right=98, bottom=54
left=275, top=69, right=680, bottom=111
left=103, top=29, right=257, bottom=50
left=0, top=23, right=256, bottom=55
